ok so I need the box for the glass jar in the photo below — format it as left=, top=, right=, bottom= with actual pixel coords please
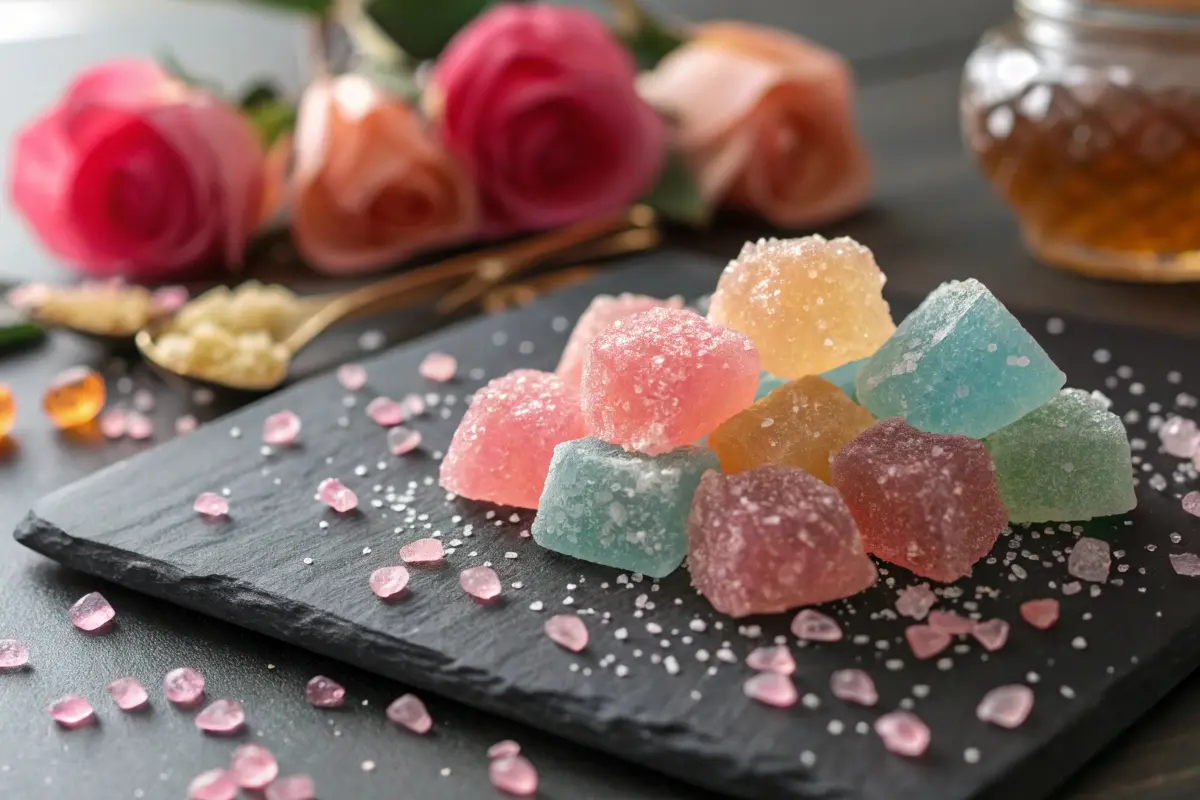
left=961, top=0, right=1200, bottom=281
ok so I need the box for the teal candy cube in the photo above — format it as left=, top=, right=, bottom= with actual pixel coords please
left=754, top=371, right=788, bottom=401
left=855, top=279, right=1065, bottom=438
left=533, top=438, right=718, bottom=578
left=984, top=389, right=1136, bottom=523
left=819, top=358, right=867, bottom=402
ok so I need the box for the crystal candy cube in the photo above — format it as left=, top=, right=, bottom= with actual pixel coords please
left=707, top=376, right=875, bottom=483
left=708, top=236, right=895, bottom=379
left=532, top=438, right=717, bottom=578
left=688, top=466, right=877, bottom=617
left=555, top=293, right=684, bottom=388
left=580, top=307, right=759, bottom=455
left=819, top=358, right=868, bottom=401
left=830, top=418, right=1009, bottom=582
left=855, top=279, right=1065, bottom=438
left=984, top=389, right=1136, bottom=522
left=440, top=369, right=588, bottom=509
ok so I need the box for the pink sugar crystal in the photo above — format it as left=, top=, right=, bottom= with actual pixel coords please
left=977, top=684, right=1034, bottom=729
left=488, top=740, right=521, bottom=759
left=874, top=710, right=930, bottom=757
left=69, top=591, right=115, bottom=632
left=746, top=645, right=796, bottom=676
left=306, top=675, right=346, bottom=707
left=194, top=492, right=229, bottom=517
left=99, top=409, right=127, bottom=439
left=555, top=293, right=685, bottom=388
left=544, top=614, right=588, bottom=652
left=48, top=695, right=94, bottom=727
left=400, top=538, right=444, bottom=564
left=265, top=775, right=316, bottom=800
left=164, top=667, right=205, bottom=705
left=895, top=584, right=936, bottom=621
left=366, top=397, right=405, bottom=426
left=338, top=363, right=368, bottom=391
left=489, top=754, right=539, bottom=796
left=0, top=639, right=29, bottom=669
left=831, top=419, right=1008, bottom=582
left=318, top=478, right=358, bottom=512
left=401, top=393, right=426, bottom=417
left=1183, top=492, right=1200, bottom=517
left=928, top=610, right=973, bottom=635
left=743, top=672, right=799, bottom=708
left=106, top=677, right=148, bottom=710
left=1020, top=598, right=1060, bottom=629
left=791, top=609, right=843, bottom=642
left=830, top=668, right=878, bottom=706
left=1159, top=416, right=1200, bottom=457
left=230, top=743, right=279, bottom=788
left=387, top=426, right=422, bottom=455
left=460, top=566, right=502, bottom=601
left=419, top=352, right=457, bottom=382
left=440, top=369, right=588, bottom=508
left=688, top=466, right=877, bottom=617
left=263, top=410, right=301, bottom=445
left=1068, top=537, right=1110, bottom=583
left=387, top=693, right=432, bottom=734
left=370, top=566, right=410, bottom=599
left=126, top=412, right=153, bottom=440
left=1170, top=553, right=1200, bottom=577
left=195, top=698, right=245, bottom=735
left=581, top=307, right=760, bottom=455
left=188, top=769, right=238, bottom=800
left=905, top=625, right=952, bottom=659
left=972, top=618, right=1011, bottom=652
left=175, top=414, right=198, bottom=434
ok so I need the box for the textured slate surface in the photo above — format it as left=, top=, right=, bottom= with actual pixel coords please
left=16, top=252, right=1200, bottom=800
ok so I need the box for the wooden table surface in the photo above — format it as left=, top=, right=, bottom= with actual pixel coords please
left=3, top=1, right=1200, bottom=797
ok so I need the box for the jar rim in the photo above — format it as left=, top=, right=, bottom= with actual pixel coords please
left=1018, top=0, right=1200, bottom=29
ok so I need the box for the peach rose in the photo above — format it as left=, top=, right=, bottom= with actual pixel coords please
left=291, top=75, right=477, bottom=275
left=638, top=22, right=870, bottom=228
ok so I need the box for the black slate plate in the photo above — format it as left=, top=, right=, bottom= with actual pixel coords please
left=16, top=251, right=1200, bottom=800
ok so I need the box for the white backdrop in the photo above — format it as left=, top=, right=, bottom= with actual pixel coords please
left=0, top=0, right=311, bottom=282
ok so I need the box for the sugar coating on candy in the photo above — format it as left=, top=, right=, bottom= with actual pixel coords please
left=977, top=684, right=1034, bottom=728
left=984, top=389, right=1135, bottom=523
left=819, top=358, right=868, bottom=401
left=708, top=376, right=875, bottom=482
left=830, top=668, right=877, bottom=706
left=533, top=438, right=717, bottom=578
left=440, top=369, right=588, bottom=509
left=1068, top=537, right=1111, bottom=583
left=1020, top=598, right=1060, bottom=629
left=754, top=371, right=788, bottom=401
left=856, top=278, right=1065, bottom=438
left=830, top=419, right=1008, bottom=582
left=708, top=236, right=895, bottom=379
left=556, top=293, right=684, bottom=388
left=580, top=307, right=760, bottom=455
left=688, top=466, right=876, bottom=617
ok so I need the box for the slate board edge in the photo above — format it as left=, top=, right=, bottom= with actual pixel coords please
left=15, top=511, right=847, bottom=800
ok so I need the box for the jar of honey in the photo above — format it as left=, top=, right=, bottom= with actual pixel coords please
left=961, top=0, right=1200, bottom=281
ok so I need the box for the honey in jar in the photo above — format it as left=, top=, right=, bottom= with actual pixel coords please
left=962, top=0, right=1200, bottom=281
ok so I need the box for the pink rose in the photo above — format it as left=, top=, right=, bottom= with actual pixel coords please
left=10, top=59, right=264, bottom=280
left=638, top=22, right=870, bottom=228
left=428, top=4, right=666, bottom=235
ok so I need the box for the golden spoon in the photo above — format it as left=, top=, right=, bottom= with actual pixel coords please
left=136, top=207, right=657, bottom=394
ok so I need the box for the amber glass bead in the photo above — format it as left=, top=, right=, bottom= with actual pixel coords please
left=42, top=367, right=105, bottom=429
left=0, top=383, right=14, bottom=437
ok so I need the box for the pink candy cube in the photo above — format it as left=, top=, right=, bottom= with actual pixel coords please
left=556, top=293, right=684, bottom=388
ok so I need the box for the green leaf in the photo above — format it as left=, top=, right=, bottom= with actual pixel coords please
left=609, top=0, right=685, bottom=70
left=238, top=81, right=282, bottom=111
left=363, top=0, right=495, bottom=61
left=231, top=0, right=333, bottom=15
left=244, top=99, right=297, bottom=148
left=643, top=151, right=712, bottom=227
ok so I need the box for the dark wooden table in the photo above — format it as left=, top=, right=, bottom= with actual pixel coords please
left=4, top=1, right=1200, bottom=797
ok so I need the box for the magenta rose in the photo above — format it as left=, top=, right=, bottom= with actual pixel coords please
left=10, top=59, right=264, bottom=280
left=428, top=4, right=666, bottom=235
